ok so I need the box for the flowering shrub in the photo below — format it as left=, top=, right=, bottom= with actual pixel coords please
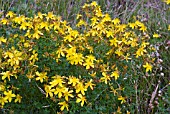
left=0, top=1, right=168, bottom=113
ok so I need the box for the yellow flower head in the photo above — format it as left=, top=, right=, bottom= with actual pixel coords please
left=143, top=62, right=152, bottom=72
left=153, top=33, right=159, bottom=38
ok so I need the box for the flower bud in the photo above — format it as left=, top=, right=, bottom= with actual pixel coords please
left=160, top=73, right=164, bottom=76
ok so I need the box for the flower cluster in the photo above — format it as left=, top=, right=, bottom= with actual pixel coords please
left=0, top=1, right=156, bottom=112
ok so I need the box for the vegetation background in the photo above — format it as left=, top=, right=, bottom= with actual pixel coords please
left=0, top=0, right=169, bottom=114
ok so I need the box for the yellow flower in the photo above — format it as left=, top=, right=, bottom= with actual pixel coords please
left=112, top=18, right=120, bottom=25
left=110, top=86, right=118, bottom=96
left=0, top=36, right=7, bottom=45
left=29, top=50, right=38, bottom=63
left=4, top=90, right=16, bottom=102
left=70, top=30, right=79, bottom=38
left=14, top=94, right=22, bottom=103
left=100, top=72, right=110, bottom=84
left=118, top=96, right=126, bottom=104
left=24, top=42, right=30, bottom=48
left=136, top=47, right=147, bottom=58
left=75, top=82, right=87, bottom=95
left=0, top=96, right=8, bottom=106
left=89, top=71, right=96, bottom=77
left=117, top=106, right=122, bottom=113
left=76, top=94, right=86, bottom=107
left=135, top=20, right=143, bottom=26
left=111, top=69, right=119, bottom=80
left=77, top=53, right=84, bottom=65
left=25, top=30, right=32, bottom=38
left=141, top=42, right=149, bottom=48
left=6, top=11, right=15, bottom=18
left=1, top=18, right=8, bottom=25
left=83, top=60, right=94, bottom=69
left=124, top=53, right=132, bottom=61
left=26, top=72, right=35, bottom=80
left=66, top=45, right=76, bottom=53
left=50, top=75, right=64, bottom=87
left=54, top=87, right=67, bottom=98
left=139, top=25, right=147, bottom=32
left=91, top=17, right=99, bottom=26
left=164, top=0, right=170, bottom=4
left=128, top=23, right=136, bottom=29
left=76, top=19, right=86, bottom=27
left=85, top=79, right=95, bottom=90
left=0, top=83, right=5, bottom=91
left=153, top=33, right=159, bottom=38
left=44, top=85, right=55, bottom=97
left=143, top=62, right=152, bottom=72
left=58, top=101, right=69, bottom=111
left=118, top=24, right=127, bottom=32
left=95, top=11, right=103, bottom=19
left=46, top=12, right=55, bottom=21
left=85, top=55, right=96, bottom=62
left=13, top=15, right=25, bottom=24
left=109, top=38, right=118, bottom=47
left=106, top=30, right=113, bottom=38
left=134, top=21, right=146, bottom=32
left=35, top=71, right=48, bottom=83
left=56, top=46, right=65, bottom=58
left=0, top=71, right=13, bottom=81
left=86, top=46, right=93, bottom=53
left=32, top=29, right=43, bottom=39
left=115, top=49, right=123, bottom=56
left=68, top=76, right=79, bottom=86
left=20, top=22, right=29, bottom=30
left=40, top=22, right=49, bottom=31
left=67, top=52, right=84, bottom=65
left=37, top=12, right=44, bottom=19
left=76, top=14, right=82, bottom=20
left=63, top=88, right=74, bottom=101
left=102, top=14, right=111, bottom=22
left=91, top=1, right=98, bottom=7
left=5, top=49, right=22, bottom=66
left=83, top=55, right=96, bottom=69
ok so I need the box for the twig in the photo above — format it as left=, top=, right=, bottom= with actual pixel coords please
left=134, top=80, right=139, bottom=113
left=36, top=83, right=46, bottom=95
left=148, top=82, right=160, bottom=113
left=159, top=83, right=170, bottom=92
left=94, top=87, right=107, bottom=101
left=7, top=0, right=15, bottom=11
